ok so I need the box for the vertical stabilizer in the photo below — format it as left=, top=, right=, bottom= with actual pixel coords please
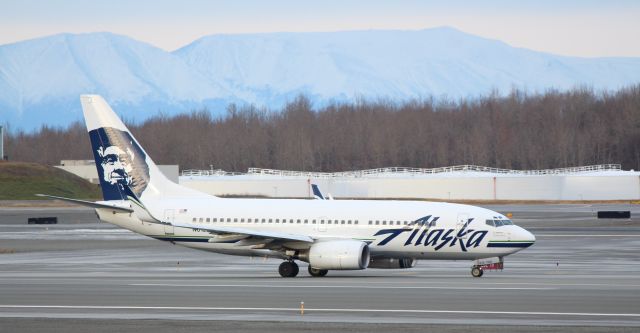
left=80, top=95, right=207, bottom=201
left=311, top=184, right=325, bottom=200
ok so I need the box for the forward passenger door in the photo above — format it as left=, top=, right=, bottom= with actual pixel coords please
left=163, top=209, right=175, bottom=235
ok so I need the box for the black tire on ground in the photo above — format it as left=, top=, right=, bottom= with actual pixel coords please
left=278, top=261, right=299, bottom=278
left=471, top=266, right=483, bottom=278
left=308, top=266, right=329, bottom=277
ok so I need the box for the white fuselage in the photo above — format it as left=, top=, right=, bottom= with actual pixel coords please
left=97, top=196, right=535, bottom=261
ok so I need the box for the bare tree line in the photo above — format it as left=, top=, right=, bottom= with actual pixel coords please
left=5, top=85, right=640, bottom=172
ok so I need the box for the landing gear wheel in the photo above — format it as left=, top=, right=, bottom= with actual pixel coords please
left=471, top=266, right=484, bottom=278
left=308, top=266, right=329, bottom=277
left=278, top=261, right=299, bottom=278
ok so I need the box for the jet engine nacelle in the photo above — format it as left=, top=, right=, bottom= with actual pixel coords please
left=307, top=240, right=370, bottom=270
left=368, top=258, right=417, bottom=269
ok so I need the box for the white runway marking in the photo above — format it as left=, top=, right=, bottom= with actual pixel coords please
left=129, top=283, right=554, bottom=290
left=1, top=305, right=638, bottom=318
left=1, top=279, right=637, bottom=288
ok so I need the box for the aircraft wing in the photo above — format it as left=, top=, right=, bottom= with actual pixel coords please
left=35, top=194, right=134, bottom=213
left=170, top=221, right=314, bottom=243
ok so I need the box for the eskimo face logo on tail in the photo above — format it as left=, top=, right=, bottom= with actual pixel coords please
left=89, top=127, right=149, bottom=200
left=97, top=145, right=133, bottom=186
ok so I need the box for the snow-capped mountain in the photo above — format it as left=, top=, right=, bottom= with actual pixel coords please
left=0, top=32, right=235, bottom=129
left=1, top=27, right=639, bottom=129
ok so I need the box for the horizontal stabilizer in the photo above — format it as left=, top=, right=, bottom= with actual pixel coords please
left=35, top=194, right=134, bottom=213
left=171, top=221, right=314, bottom=243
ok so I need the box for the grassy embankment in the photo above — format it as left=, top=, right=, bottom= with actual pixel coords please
left=0, top=161, right=101, bottom=200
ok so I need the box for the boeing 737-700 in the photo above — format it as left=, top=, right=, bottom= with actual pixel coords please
left=40, top=95, right=535, bottom=278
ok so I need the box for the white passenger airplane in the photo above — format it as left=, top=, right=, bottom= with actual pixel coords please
left=40, top=95, right=535, bottom=278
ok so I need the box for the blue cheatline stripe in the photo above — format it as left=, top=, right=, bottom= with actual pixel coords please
left=152, top=237, right=239, bottom=243
left=487, top=242, right=534, bottom=248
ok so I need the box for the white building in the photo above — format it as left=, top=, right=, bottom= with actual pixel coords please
left=179, top=165, right=640, bottom=201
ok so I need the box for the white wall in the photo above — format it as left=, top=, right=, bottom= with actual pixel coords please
left=180, top=172, right=640, bottom=201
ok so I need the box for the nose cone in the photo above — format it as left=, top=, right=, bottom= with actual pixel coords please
left=515, top=226, right=536, bottom=249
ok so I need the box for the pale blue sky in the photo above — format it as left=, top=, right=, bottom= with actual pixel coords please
left=1, top=0, right=639, bottom=57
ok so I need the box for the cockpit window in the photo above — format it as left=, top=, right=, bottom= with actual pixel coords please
left=486, top=219, right=514, bottom=227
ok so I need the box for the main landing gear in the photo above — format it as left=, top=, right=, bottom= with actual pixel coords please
left=278, top=260, right=299, bottom=277
left=278, top=261, right=330, bottom=278
left=471, top=266, right=484, bottom=278
left=308, top=266, right=328, bottom=277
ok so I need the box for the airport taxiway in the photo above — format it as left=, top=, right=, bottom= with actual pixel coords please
left=0, top=204, right=639, bottom=332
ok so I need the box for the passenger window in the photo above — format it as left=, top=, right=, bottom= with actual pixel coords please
left=328, top=221, right=332, bottom=224
left=199, top=218, right=203, bottom=222
left=304, top=219, right=308, bottom=224
left=268, top=219, right=272, bottom=223
left=375, top=221, right=380, bottom=225
left=192, top=217, right=196, bottom=222
left=206, top=218, right=210, bottom=223
left=382, top=221, right=387, bottom=225
left=320, top=220, right=325, bottom=224
left=297, top=220, right=301, bottom=224
left=355, top=220, right=359, bottom=225
left=240, top=218, right=244, bottom=223
left=276, top=219, right=279, bottom=223
left=227, top=218, right=231, bottom=222
left=348, top=220, right=352, bottom=224
left=312, top=219, right=316, bottom=224
left=341, top=220, right=345, bottom=225
left=368, top=221, right=372, bottom=225
left=261, top=218, right=266, bottom=223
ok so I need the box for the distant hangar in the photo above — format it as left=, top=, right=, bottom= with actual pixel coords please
left=180, top=164, right=640, bottom=201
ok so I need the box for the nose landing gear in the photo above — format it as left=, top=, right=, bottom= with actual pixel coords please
left=471, top=257, right=504, bottom=277
left=471, top=266, right=484, bottom=277
left=278, top=260, right=299, bottom=277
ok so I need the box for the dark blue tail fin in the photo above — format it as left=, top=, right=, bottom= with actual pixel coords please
left=311, top=184, right=325, bottom=200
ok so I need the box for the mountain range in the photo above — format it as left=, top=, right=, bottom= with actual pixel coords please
left=1, top=27, right=639, bottom=130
